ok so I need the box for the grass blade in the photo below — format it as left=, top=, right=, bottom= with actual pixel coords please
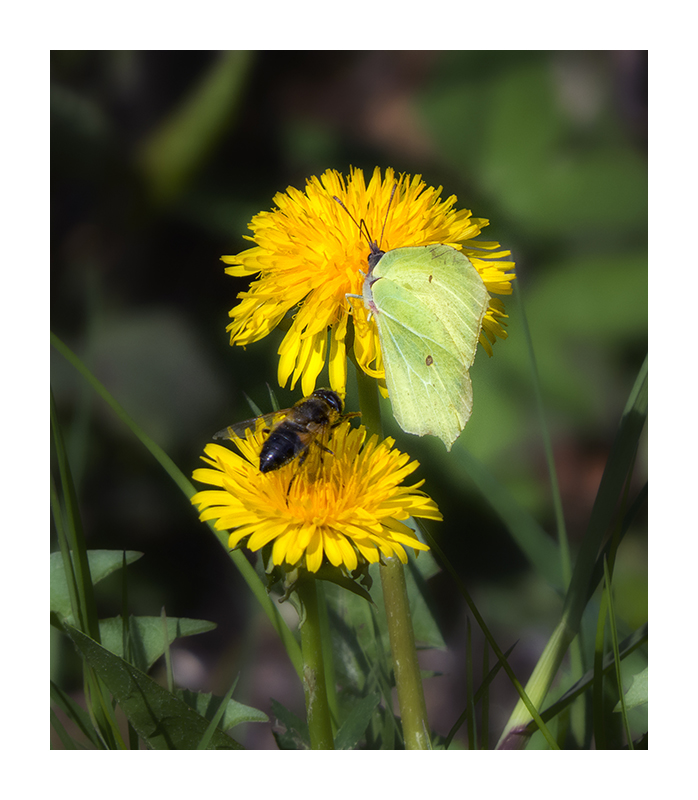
left=603, top=557, right=634, bottom=749
left=51, top=331, right=303, bottom=680
left=497, top=355, right=647, bottom=748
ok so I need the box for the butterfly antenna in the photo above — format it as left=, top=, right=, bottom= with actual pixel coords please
left=333, top=195, right=374, bottom=247
left=334, top=183, right=398, bottom=251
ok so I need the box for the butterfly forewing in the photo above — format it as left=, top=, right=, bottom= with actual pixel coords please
left=366, top=243, right=490, bottom=450
left=375, top=245, right=489, bottom=368
left=372, top=276, right=473, bottom=446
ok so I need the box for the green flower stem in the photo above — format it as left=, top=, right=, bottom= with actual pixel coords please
left=353, top=363, right=430, bottom=748
left=354, top=362, right=383, bottom=440
left=316, top=583, right=341, bottom=725
left=380, top=557, right=431, bottom=749
left=296, top=577, right=335, bottom=749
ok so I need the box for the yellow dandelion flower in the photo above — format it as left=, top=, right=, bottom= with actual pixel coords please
left=222, top=166, right=515, bottom=395
left=191, top=421, right=441, bottom=574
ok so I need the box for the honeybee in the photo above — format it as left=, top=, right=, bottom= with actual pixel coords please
left=214, top=389, right=356, bottom=475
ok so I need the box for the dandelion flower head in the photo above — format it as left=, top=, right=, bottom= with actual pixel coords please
left=222, top=166, right=515, bottom=398
left=191, top=421, right=441, bottom=575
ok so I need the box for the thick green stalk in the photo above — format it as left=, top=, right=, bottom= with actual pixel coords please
left=354, top=364, right=430, bottom=748
left=297, top=578, right=335, bottom=750
left=354, top=364, right=383, bottom=440
left=380, top=557, right=431, bottom=749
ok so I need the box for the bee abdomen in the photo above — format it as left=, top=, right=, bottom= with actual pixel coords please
left=259, top=429, right=306, bottom=473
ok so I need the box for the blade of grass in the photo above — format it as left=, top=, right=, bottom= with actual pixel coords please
left=586, top=482, right=647, bottom=606
left=120, top=552, right=139, bottom=749
left=481, top=640, right=490, bottom=749
left=53, top=393, right=125, bottom=748
left=420, top=522, right=558, bottom=749
left=603, top=557, right=634, bottom=749
left=563, top=355, right=647, bottom=622
left=497, top=355, right=647, bottom=748
left=465, top=617, right=476, bottom=749
left=51, top=708, right=79, bottom=750
left=161, top=607, right=174, bottom=695
left=516, top=282, right=591, bottom=745
left=455, top=449, right=564, bottom=592
left=444, top=641, right=517, bottom=750
left=196, top=676, right=240, bottom=750
left=50, top=475, right=83, bottom=629
left=51, top=391, right=100, bottom=641
left=591, top=467, right=643, bottom=749
left=521, top=623, right=647, bottom=735
left=51, top=331, right=303, bottom=681
left=515, top=280, right=571, bottom=585
left=50, top=680, right=104, bottom=749
left=120, top=552, right=131, bottom=665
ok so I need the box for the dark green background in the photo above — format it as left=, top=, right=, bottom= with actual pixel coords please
left=51, top=51, right=647, bottom=749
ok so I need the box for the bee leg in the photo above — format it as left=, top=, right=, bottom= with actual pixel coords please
left=329, top=412, right=361, bottom=432
left=285, top=472, right=299, bottom=500
left=285, top=449, right=309, bottom=500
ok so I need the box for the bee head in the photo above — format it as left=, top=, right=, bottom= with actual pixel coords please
left=312, top=389, right=343, bottom=414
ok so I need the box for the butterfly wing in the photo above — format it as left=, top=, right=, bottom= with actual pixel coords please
left=376, top=245, right=489, bottom=366
left=369, top=245, right=490, bottom=449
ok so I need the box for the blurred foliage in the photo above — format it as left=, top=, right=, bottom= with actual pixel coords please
left=51, top=50, right=647, bottom=749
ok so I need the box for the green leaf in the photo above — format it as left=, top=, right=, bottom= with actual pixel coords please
left=65, top=625, right=242, bottom=749
left=98, top=615, right=216, bottom=673
left=615, top=666, right=648, bottom=712
left=326, top=549, right=446, bottom=667
left=178, top=687, right=268, bottom=730
left=321, top=552, right=439, bottom=748
left=313, top=562, right=374, bottom=605
left=326, top=601, right=374, bottom=695
left=270, top=699, right=310, bottom=750
left=405, top=550, right=447, bottom=649
left=51, top=550, right=143, bottom=624
left=334, top=693, right=381, bottom=750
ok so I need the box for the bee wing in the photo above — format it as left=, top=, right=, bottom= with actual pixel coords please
left=213, top=409, right=291, bottom=441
